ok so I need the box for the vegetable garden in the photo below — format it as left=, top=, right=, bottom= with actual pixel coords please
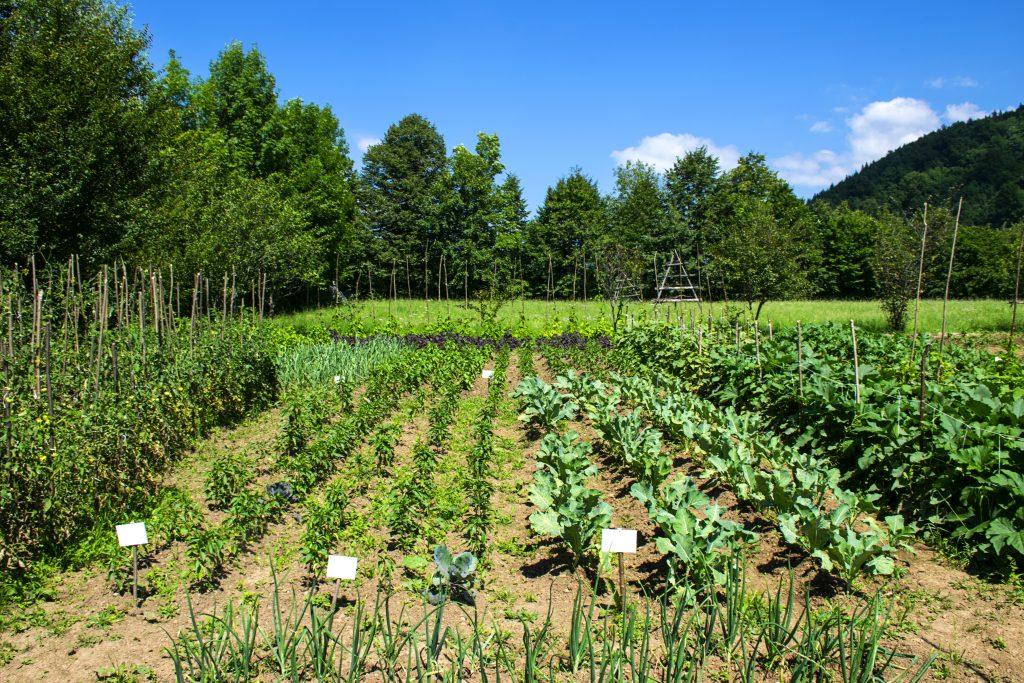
left=1, top=267, right=1023, bottom=682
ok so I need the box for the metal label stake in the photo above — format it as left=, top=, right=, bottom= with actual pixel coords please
left=601, top=528, right=637, bottom=613
left=116, top=522, right=148, bottom=609
left=327, top=555, right=358, bottom=612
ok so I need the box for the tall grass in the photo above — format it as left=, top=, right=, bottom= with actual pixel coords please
left=275, top=298, right=1017, bottom=337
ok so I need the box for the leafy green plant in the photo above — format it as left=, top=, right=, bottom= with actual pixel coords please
left=203, top=455, right=253, bottom=510
left=149, top=487, right=204, bottom=546
left=527, top=432, right=613, bottom=565
left=184, top=527, right=227, bottom=590
left=371, top=421, right=401, bottom=474
left=425, top=545, right=478, bottom=606
left=512, top=376, right=578, bottom=430
left=300, top=480, right=350, bottom=576
left=225, top=491, right=279, bottom=545
left=633, top=478, right=756, bottom=587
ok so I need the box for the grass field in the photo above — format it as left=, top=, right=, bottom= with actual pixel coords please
left=276, top=297, right=1021, bottom=336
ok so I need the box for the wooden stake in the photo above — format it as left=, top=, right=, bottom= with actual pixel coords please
left=918, top=343, right=930, bottom=452
left=754, top=322, right=762, bottom=378
left=45, top=324, right=54, bottom=452
left=618, top=552, right=626, bottom=614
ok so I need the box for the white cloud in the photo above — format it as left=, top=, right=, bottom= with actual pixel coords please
left=928, top=76, right=978, bottom=89
left=809, top=121, right=833, bottom=133
left=610, top=133, right=741, bottom=172
left=774, top=97, right=943, bottom=190
left=847, top=97, right=941, bottom=164
left=356, top=136, right=380, bottom=152
left=944, top=101, right=985, bottom=123
left=774, top=149, right=849, bottom=187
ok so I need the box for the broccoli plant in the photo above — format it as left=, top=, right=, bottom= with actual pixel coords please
left=528, top=432, right=613, bottom=565
left=425, top=545, right=478, bottom=606
left=512, top=376, right=578, bottom=430
left=632, top=478, right=756, bottom=587
left=594, top=410, right=671, bottom=490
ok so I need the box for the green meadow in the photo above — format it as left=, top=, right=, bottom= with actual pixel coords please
left=275, top=297, right=1019, bottom=337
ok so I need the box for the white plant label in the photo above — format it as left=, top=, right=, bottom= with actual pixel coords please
left=482, top=369, right=494, bottom=379
left=326, top=555, right=358, bottom=580
left=116, top=522, right=148, bottom=547
left=601, top=528, right=637, bottom=553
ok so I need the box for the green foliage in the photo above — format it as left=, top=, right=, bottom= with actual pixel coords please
left=357, top=113, right=448, bottom=283
left=149, top=488, right=205, bottom=546
left=275, top=338, right=408, bottom=388
left=616, top=321, right=1024, bottom=573
left=608, top=161, right=669, bottom=255
left=632, top=478, right=756, bottom=587
left=594, top=409, right=672, bottom=491
left=872, top=215, right=918, bottom=330
left=0, top=274, right=276, bottom=575
left=664, top=147, right=720, bottom=262
left=512, top=376, right=578, bottom=429
left=300, top=481, right=349, bottom=576
left=611, top=360, right=910, bottom=584
left=158, top=560, right=934, bottom=683
left=811, top=201, right=882, bottom=299
left=527, top=432, right=613, bottom=565
left=370, top=422, right=402, bottom=474
left=225, top=491, right=279, bottom=546
left=705, top=155, right=819, bottom=317
left=529, top=168, right=606, bottom=297
left=185, top=527, right=228, bottom=590
left=204, top=455, right=254, bottom=511
left=0, top=0, right=166, bottom=265
left=425, top=545, right=478, bottom=606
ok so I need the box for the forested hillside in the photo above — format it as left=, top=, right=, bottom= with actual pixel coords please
left=1, top=0, right=1022, bottom=312
left=814, top=106, right=1024, bottom=228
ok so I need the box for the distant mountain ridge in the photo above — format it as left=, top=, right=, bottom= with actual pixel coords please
left=813, top=105, right=1024, bottom=227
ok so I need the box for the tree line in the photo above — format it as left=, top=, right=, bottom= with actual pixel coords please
left=1, top=0, right=1021, bottom=321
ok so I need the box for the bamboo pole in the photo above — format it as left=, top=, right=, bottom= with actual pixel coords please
left=910, top=203, right=928, bottom=362
left=851, top=320, right=861, bottom=404
left=918, top=343, right=930, bottom=452
left=797, top=320, right=804, bottom=398
left=45, top=323, right=54, bottom=452
left=939, top=197, right=963, bottom=360
left=95, top=266, right=107, bottom=402
left=1011, top=224, right=1024, bottom=344
left=754, top=321, right=762, bottom=378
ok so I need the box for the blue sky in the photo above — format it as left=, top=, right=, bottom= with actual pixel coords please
left=129, top=0, right=1023, bottom=211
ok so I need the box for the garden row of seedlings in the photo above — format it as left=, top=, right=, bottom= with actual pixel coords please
left=465, top=346, right=511, bottom=562
left=613, top=370, right=913, bottom=585
left=385, top=344, right=488, bottom=554
left=119, top=343, right=421, bottom=618
left=540, top=341, right=913, bottom=586
left=162, top=342, right=537, bottom=682
left=507, top=345, right=936, bottom=682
